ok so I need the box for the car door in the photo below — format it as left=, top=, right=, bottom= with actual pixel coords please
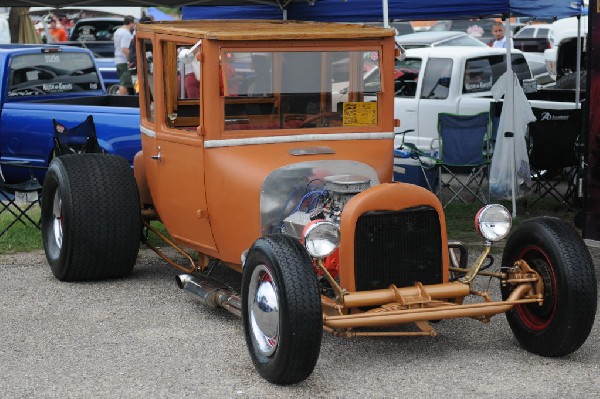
left=143, top=38, right=216, bottom=251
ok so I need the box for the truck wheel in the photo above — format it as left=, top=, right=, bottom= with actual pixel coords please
left=242, top=234, right=322, bottom=385
left=41, top=154, right=141, bottom=281
left=501, top=217, right=597, bottom=356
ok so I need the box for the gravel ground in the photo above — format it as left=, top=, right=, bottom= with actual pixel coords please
left=1, top=243, right=599, bottom=398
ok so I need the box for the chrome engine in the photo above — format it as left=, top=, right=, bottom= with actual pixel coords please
left=281, top=174, right=371, bottom=239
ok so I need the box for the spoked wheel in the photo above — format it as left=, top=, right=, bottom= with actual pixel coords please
left=242, top=234, right=322, bottom=385
left=41, top=154, right=141, bottom=281
left=501, top=217, right=597, bottom=356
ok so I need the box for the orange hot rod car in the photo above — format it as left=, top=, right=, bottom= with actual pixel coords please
left=40, top=20, right=597, bottom=385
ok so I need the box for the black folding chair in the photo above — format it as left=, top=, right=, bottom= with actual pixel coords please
left=53, top=115, right=104, bottom=156
left=527, top=107, right=582, bottom=207
left=0, top=161, right=44, bottom=238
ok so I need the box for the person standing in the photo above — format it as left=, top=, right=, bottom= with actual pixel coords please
left=47, top=17, right=67, bottom=43
left=491, top=22, right=508, bottom=48
left=114, top=15, right=136, bottom=95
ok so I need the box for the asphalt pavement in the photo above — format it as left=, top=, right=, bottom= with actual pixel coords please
left=1, top=247, right=599, bottom=398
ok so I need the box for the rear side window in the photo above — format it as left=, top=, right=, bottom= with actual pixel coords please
left=8, top=52, right=101, bottom=98
left=463, top=54, right=532, bottom=94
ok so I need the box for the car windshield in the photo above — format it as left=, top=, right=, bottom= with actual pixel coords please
left=222, top=49, right=382, bottom=131
left=7, top=51, right=102, bottom=98
left=436, top=35, right=487, bottom=47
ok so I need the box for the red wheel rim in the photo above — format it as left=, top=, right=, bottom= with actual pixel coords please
left=514, top=245, right=558, bottom=331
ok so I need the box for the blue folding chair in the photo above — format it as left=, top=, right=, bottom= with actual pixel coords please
left=53, top=115, right=104, bottom=156
left=422, top=112, right=491, bottom=207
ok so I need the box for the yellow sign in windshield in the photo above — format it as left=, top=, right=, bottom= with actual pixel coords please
left=343, top=102, right=377, bottom=126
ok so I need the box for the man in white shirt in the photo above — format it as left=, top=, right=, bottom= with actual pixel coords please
left=114, top=15, right=135, bottom=95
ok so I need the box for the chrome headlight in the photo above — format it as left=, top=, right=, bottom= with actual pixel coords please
left=475, top=204, right=512, bottom=242
left=303, top=221, right=340, bottom=259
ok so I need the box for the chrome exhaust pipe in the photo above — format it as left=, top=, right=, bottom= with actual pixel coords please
left=176, top=274, right=242, bottom=318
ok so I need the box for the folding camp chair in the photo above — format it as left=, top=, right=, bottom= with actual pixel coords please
left=421, top=112, right=491, bottom=208
left=53, top=115, right=104, bottom=156
left=527, top=107, right=582, bottom=207
left=0, top=160, right=44, bottom=238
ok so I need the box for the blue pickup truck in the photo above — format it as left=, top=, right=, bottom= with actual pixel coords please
left=0, top=44, right=140, bottom=183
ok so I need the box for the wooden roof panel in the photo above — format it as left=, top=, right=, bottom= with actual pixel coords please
left=136, top=20, right=396, bottom=41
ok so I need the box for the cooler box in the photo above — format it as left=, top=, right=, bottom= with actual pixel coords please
left=393, top=156, right=438, bottom=191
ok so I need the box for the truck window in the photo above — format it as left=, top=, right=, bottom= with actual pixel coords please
left=464, top=58, right=494, bottom=93
left=393, top=57, right=421, bottom=98
left=7, top=51, right=101, bottom=98
left=161, top=41, right=201, bottom=130
left=222, top=49, right=381, bottom=131
left=421, top=58, right=452, bottom=100
left=463, top=55, right=531, bottom=94
left=70, top=19, right=121, bottom=42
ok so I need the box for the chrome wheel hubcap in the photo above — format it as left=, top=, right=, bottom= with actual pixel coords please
left=248, top=264, right=280, bottom=356
left=51, top=190, right=63, bottom=250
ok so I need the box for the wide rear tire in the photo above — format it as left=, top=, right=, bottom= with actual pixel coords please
left=242, top=234, right=322, bottom=385
left=41, top=154, right=141, bottom=281
left=501, top=217, right=597, bottom=356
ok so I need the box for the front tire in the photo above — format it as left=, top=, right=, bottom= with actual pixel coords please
left=501, top=217, right=597, bottom=356
left=242, top=234, right=322, bottom=385
left=41, top=154, right=141, bottom=281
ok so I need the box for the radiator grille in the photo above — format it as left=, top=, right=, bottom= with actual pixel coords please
left=354, top=206, right=443, bottom=291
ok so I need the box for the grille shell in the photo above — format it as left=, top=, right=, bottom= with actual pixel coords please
left=354, top=206, right=443, bottom=291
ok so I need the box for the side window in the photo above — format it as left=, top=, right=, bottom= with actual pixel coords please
left=161, top=41, right=201, bottom=130
left=463, top=58, right=493, bottom=93
left=393, top=57, right=421, bottom=98
left=421, top=58, right=452, bottom=100
left=139, top=38, right=154, bottom=123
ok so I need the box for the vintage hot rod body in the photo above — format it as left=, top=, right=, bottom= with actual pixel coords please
left=40, top=20, right=597, bottom=385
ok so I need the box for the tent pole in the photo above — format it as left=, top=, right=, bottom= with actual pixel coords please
left=382, top=0, right=389, bottom=28
left=506, top=17, right=517, bottom=217
left=575, top=14, right=581, bottom=108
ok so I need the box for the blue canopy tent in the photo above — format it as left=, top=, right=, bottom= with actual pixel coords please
left=182, top=4, right=284, bottom=20
left=182, top=0, right=583, bottom=22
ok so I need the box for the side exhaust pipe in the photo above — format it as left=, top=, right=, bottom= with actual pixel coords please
left=176, top=274, right=242, bottom=318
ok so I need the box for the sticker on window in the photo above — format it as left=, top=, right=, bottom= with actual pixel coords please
left=343, top=102, right=377, bottom=126
left=44, top=54, right=60, bottom=63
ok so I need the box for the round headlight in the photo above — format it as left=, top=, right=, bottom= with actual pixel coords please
left=303, top=221, right=340, bottom=259
left=475, top=204, right=512, bottom=242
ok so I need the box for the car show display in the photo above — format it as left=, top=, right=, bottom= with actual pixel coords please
left=38, top=19, right=596, bottom=385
